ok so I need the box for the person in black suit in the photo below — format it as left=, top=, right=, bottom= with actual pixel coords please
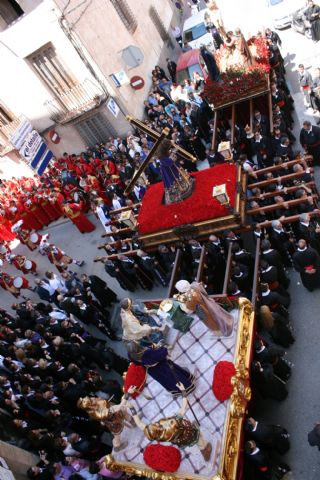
left=275, top=136, right=294, bottom=159
left=297, top=212, right=320, bottom=253
left=251, top=131, right=270, bottom=168
left=27, top=456, right=55, bottom=480
left=300, top=120, right=320, bottom=164
left=261, top=240, right=290, bottom=288
left=232, top=243, right=254, bottom=277
left=253, top=109, right=269, bottom=137
left=104, top=259, right=136, bottom=292
left=254, top=339, right=291, bottom=381
left=251, top=361, right=288, bottom=401
left=245, top=440, right=291, bottom=479
left=66, top=432, right=110, bottom=460
left=259, top=283, right=290, bottom=316
left=80, top=273, right=117, bottom=308
left=232, top=264, right=251, bottom=296
left=244, top=417, right=290, bottom=454
left=260, top=260, right=290, bottom=296
left=270, top=220, right=295, bottom=267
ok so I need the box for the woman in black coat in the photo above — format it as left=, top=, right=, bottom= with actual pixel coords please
left=259, top=305, right=294, bottom=348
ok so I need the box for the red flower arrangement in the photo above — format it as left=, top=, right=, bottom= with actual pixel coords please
left=138, top=164, right=237, bottom=235
left=143, top=444, right=181, bottom=472
left=204, top=37, right=270, bottom=108
left=212, top=361, right=236, bottom=402
left=123, top=363, right=147, bottom=399
left=249, top=37, right=270, bottom=69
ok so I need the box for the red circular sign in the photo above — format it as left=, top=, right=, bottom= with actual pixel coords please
left=130, top=75, right=145, bottom=90
left=48, top=130, right=60, bottom=144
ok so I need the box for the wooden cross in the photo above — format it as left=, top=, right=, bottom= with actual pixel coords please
left=124, top=115, right=197, bottom=195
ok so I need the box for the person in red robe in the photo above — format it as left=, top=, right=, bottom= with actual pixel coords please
left=38, top=193, right=60, bottom=222
left=62, top=202, right=96, bottom=233
left=47, top=193, right=63, bottom=220
left=27, top=196, right=50, bottom=227
left=18, top=201, right=43, bottom=231
left=0, top=212, right=15, bottom=241
left=104, top=158, right=119, bottom=180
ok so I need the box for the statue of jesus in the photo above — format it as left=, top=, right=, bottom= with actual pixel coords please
left=157, top=138, right=194, bottom=204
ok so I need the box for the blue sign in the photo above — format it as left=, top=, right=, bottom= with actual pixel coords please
left=30, top=142, right=47, bottom=168
left=37, top=150, right=53, bottom=176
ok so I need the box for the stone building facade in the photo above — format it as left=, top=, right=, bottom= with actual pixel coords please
left=0, top=0, right=180, bottom=177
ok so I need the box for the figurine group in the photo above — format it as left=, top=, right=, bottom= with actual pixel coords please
left=78, top=281, right=234, bottom=462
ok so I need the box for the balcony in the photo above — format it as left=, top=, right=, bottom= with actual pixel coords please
left=0, top=118, right=21, bottom=156
left=44, top=79, right=108, bottom=124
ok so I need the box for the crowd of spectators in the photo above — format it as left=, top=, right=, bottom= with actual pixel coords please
left=0, top=23, right=319, bottom=480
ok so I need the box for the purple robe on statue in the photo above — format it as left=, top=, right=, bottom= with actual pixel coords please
left=134, top=346, right=195, bottom=397
left=159, top=156, right=193, bottom=204
left=160, top=157, right=181, bottom=189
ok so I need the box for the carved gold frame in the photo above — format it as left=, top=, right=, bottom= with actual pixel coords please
left=105, top=297, right=255, bottom=480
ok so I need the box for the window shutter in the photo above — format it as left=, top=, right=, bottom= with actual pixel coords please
left=74, top=112, right=117, bottom=145
left=149, top=6, right=173, bottom=47
left=110, top=0, right=137, bottom=33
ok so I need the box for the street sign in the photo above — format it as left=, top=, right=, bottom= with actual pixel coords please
left=110, top=70, right=129, bottom=88
left=121, top=45, right=144, bottom=68
left=130, top=75, right=145, bottom=90
left=107, top=97, right=120, bottom=117
left=30, top=142, right=47, bottom=168
left=9, top=119, right=32, bottom=150
left=37, top=150, right=53, bottom=176
left=19, top=130, right=42, bottom=162
left=9, top=118, right=53, bottom=176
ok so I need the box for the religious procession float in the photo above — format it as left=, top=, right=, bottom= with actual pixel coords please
left=92, top=11, right=295, bottom=480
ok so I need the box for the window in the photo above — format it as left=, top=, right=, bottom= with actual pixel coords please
left=184, top=22, right=207, bottom=42
left=0, top=0, right=24, bottom=25
left=27, top=43, right=76, bottom=97
left=149, top=6, right=173, bottom=47
left=110, top=0, right=137, bottom=33
left=74, top=112, right=117, bottom=145
left=0, top=104, right=13, bottom=128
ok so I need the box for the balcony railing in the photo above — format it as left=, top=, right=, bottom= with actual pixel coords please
left=0, top=118, right=21, bottom=156
left=44, top=79, right=108, bottom=124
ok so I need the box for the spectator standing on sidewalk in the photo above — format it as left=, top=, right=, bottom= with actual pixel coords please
left=171, top=25, right=183, bottom=48
left=298, top=64, right=312, bottom=108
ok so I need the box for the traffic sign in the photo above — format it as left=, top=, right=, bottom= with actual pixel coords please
left=130, top=75, right=145, bottom=90
left=19, top=130, right=42, bottom=162
left=10, top=120, right=32, bottom=150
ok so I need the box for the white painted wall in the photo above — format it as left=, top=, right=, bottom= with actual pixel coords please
left=0, top=0, right=104, bottom=132
left=55, top=0, right=180, bottom=118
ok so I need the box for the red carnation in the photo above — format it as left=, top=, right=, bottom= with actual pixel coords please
left=123, top=363, right=146, bottom=399
left=212, top=361, right=236, bottom=402
left=143, top=444, right=181, bottom=473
